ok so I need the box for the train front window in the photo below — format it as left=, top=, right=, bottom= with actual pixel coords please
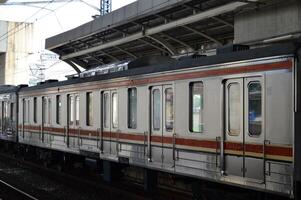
left=248, top=82, right=262, bottom=136
left=153, top=89, right=161, bottom=131
left=190, top=82, right=204, bottom=133
left=165, top=88, right=173, bottom=131
left=112, top=92, right=118, bottom=128
left=228, top=83, right=240, bottom=136
left=128, top=88, right=137, bottom=129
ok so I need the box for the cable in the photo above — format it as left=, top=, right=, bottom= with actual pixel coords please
left=0, top=0, right=74, bottom=44
left=0, top=0, right=54, bottom=41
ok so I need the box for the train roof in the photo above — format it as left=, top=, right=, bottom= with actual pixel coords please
left=20, top=42, right=300, bottom=92
left=0, top=85, right=20, bottom=95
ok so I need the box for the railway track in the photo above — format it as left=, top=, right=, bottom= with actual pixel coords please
left=0, top=178, right=39, bottom=200
left=0, top=149, right=191, bottom=200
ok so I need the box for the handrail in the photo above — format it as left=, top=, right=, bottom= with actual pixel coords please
left=147, top=131, right=151, bottom=162
left=263, top=139, right=270, bottom=183
left=172, top=133, right=177, bottom=168
left=78, top=127, right=81, bottom=146
left=216, top=136, right=221, bottom=168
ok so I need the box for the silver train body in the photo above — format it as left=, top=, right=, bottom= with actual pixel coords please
left=1, top=43, right=301, bottom=198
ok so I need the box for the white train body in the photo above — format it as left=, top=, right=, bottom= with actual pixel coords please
left=1, top=43, right=300, bottom=197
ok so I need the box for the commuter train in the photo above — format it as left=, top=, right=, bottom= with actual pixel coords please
left=0, top=42, right=301, bottom=198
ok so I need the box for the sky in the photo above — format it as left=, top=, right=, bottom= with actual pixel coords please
left=0, top=0, right=137, bottom=83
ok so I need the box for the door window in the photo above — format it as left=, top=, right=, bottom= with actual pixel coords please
left=190, top=82, right=204, bottom=133
left=103, top=93, right=109, bottom=128
left=228, top=83, right=241, bottom=136
left=248, top=82, right=262, bottom=136
left=112, top=92, right=118, bottom=128
left=153, top=89, right=161, bottom=131
left=165, top=88, right=173, bottom=131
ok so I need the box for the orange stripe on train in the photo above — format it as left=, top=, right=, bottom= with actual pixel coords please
left=19, top=125, right=293, bottom=160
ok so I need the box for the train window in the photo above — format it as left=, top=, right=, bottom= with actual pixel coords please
left=68, top=95, right=74, bottom=125
left=190, top=82, right=204, bottom=133
left=42, top=97, right=47, bottom=124
left=56, top=95, right=61, bottom=124
left=25, top=99, right=30, bottom=123
left=86, top=92, right=93, bottom=126
left=153, top=89, right=161, bottom=131
left=0, top=102, right=2, bottom=127
left=165, top=88, right=173, bottom=131
left=3, top=102, right=7, bottom=120
left=33, top=97, right=37, bottom=123
left=48, top=98, right=52, bottom=124
left=112, top=92, right=118, bottom=128
left=103, top=93, right=109, bottom=128
left=10, top=103, right=14, bottom=121
left=248, top=82, right=262, bottom=136
left=75, top=95, right=80, bottom=126
left=22, top=99, right=26, bottom=123
left=228, top=83, right=240, bottom=136
left=128, top=88, right=137, bottom=129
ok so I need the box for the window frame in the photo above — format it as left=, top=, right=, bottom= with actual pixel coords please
left=56, top=95, right=61, bottom=125
left=102, top=92, right=109, bottom=129
left=164, top=87, right=174, bottom=132
left=227, top=82, right=241, bottom=136
left=112, top=91, right=118, bottom=129
left=127, top=88, right=137, bottom=129
left=67, top=94, right=74, bottom=126
left=33, top=97, right=37, bottom=123
left=247, top=81, right=262, bottom=137
left=189, top=81, right=204, bottom=133
left=86, top=92, right=93, bottom=126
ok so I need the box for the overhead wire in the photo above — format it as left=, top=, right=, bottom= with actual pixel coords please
left=0, top=0, right=54, bottom=41
left=0, top=0, right=76, bottom=81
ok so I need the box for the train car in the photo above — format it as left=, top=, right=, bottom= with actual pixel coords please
left=0, top=85, right=19, bottom=142
left=13, top=42, right=301, bottom=198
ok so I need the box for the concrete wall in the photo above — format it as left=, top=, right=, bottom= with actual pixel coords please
left=0, top=53, right=5, bottom=84
left=234, top=0, right=301, bottom=44
left=0, top=21, right=8, bottom=53
left=0, top=21, right=34, bottom=85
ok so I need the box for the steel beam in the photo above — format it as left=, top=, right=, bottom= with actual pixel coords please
left=65, top=60, right=82, bottom=74
left=115, top=46, right=137, bottom=59
left=160, top=33, right=194, bottom=51
left=60, top=2, right=248, bottom=60
left=138, top=39, right=170, bottom=54
left=182, top=25, right=223, bottom=46
left=212, top=16, right=234, bottom=28
left=99, top=50, right=119, bottom=62
left=147, top=35, right=177, bottom=55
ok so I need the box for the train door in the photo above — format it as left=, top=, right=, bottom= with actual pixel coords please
left=67, top=94, right=80, bottom=149
left=150, top=85, right=174, bottom=167
left=101, top=90, right=118, bottom=156
left=0, top=102, right=2, bottom=134
left=224, top=77, right=264, bottom=181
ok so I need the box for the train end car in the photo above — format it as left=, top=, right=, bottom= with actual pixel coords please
left=0, top=85, right=21, bottom=142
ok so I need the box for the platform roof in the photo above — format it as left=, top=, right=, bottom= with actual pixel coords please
left=45, top=0, right=264, bottom=71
